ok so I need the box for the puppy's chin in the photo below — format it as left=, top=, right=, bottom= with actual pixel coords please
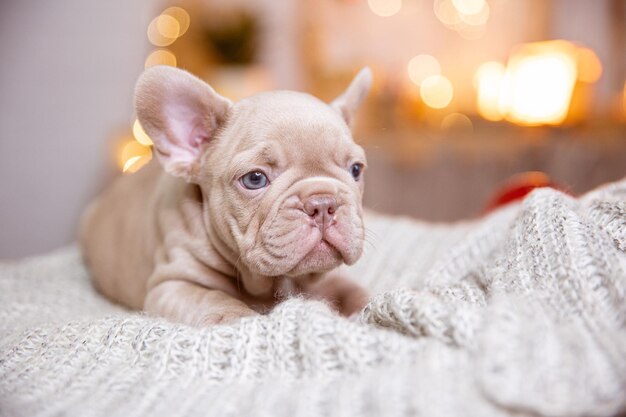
left=285, top=240, right=344, bottom=277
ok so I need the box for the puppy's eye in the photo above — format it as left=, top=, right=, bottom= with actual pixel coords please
left=350, top=163, right=364, bottom=181
left=240, top=171, right=269, bottom=190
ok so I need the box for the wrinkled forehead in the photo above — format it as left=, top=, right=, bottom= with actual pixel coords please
left=221, top=91, right=364, bottom=162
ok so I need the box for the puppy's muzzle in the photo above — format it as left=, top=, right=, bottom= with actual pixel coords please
left=303, top=195, right=337, bottom=231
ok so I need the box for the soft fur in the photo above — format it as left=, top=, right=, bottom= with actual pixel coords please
left=80, top=66, right=372, bottom=326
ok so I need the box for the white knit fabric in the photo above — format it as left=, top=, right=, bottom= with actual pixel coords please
left=1, top=179, right=625, bottom=417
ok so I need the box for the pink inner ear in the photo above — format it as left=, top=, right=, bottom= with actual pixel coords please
left=190, top=126, right=210, bottom=147
left=165, top=99, right=210, bottom=153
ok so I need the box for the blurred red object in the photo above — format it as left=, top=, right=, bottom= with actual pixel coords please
left=483, top=171, right=571, bottom=213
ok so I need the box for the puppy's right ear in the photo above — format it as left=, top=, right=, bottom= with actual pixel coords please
left=331, top=67, right=372, bottom=129
left=134, top=66, right=232, bottom=181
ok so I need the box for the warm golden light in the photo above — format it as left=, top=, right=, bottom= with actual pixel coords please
left=368, top=0, right=402, bottom=17
left=147, top=16, right=176, bottom=47
left=132, top=120, right=154, bottom=146
left=123, top=156, right=143, bottom=173
left=407, top=55, right=441, bottom=86
left=475, top=61, right=506, bottom=121
left=144, top=49, right=177, bottom=69
left=163, top=7, right=190, bottom=37
left=577, top=47, right=603, bottom=84
left=156, top=14, right=180, bottom=39
left=458, top=1, right=489, bottom=25
left=434, top=0, right=462, bottom=26
left=475, top=42, right=604, bottom=125
left=441, top=113, right=473, bottom=132
left=434, top=0, right=488, bottom=39
left=500, top=42, right=577, bottom=126
left=119, top=140, right=152, bottom=174
left=420, top=75, right=454, bottom=109
left=451, top=0, right=485, bottom=15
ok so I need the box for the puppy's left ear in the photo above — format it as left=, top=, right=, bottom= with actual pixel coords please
left=134, top=66, right=232, bottom=181
left=331, top=67, right=373, bottom=128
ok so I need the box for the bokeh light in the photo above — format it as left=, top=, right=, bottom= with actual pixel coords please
left=123, top=156, right=143, bottom=173
left=474, top=41, right=606, bottom=125
left=434, top=0, right=462, bottom=26
left=577, top=47, right=603, bottom=83
left=156, top=14, right=180, bottom=39
left=407, top=55, right=441, bottom=86
left=475, top=61, right=506, bottom=121
left=162, top=7, right=190, bottom=37
left=420, top=75, right=454, bottom=109
left=451, top=0, right=486, bottom=16
left=441, top=113, right=473, bottom=132
left=144, top=49, right=177, bottom=69
left=119, top=140, right=152, bottom=174
left=435, top=0, right=489, bottom=39
left=148, top=16, right=176, bottom=47
left=500, top=44, right=578, bottom=126
left=368, top=0, right=402, bottom=17
left=132, top=120, right=153, bottom=146
left=459, top=2, right=489, bottom=26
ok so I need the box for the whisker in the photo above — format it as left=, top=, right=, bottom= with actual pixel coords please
left=364, top=228, right=380, bottom=243
left=362, top=236, right=378, bottom=252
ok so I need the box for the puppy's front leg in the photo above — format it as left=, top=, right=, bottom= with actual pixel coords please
left=304, top=272, right=369, bottom=317
left=144, top=280, right=258, bottom=327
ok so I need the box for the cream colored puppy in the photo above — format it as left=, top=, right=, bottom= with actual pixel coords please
left=80, top=66, right=371, bottom=326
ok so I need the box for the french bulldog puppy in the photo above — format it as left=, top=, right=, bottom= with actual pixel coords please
left=80, top=66, right=371, bottom=326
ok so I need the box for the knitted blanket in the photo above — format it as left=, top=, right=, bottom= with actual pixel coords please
left=1, top=179, right=625, bottom=417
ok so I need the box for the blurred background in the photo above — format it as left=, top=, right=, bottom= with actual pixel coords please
left=1, top=0, right=625, bottom=258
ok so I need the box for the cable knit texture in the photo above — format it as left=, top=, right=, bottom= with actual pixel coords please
left=1, top=179, right=625, bottom=417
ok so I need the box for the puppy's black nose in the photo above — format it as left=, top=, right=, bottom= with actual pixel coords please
left=304, top=195, right=337, bottom=229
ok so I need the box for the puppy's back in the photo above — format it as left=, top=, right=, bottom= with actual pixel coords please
left=79, top=161, right=162, bottom=309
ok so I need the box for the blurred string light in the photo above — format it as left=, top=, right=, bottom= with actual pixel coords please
left=474, top=41, right=601, bottom=126
left=406, top=54, right=454, bottom=110
left=420, top=75, right=454, bottom=109
left=368, top=0, right=402, bottom=17
left=119, top=7, right=190, bottom=173
left=407, top=55, right=441, bottom=86
left=119, top=140, right=152, bottom=174
left=474, top=61, right=506, bottom=121
left=458, top=4, right=489, bottom=26
left=147, top=16, right=177, bottom=47
left=145, top=49, right=177, bottom=69
left=576, top=47, right=603, bottom=83
left=147, top=7, right=190, bottom=47
left=434, top=0, right=489, bottom=40
left=500, top=43, right=577, bottom=126
left=441, top=112, right=473, bottom=132
left=158, top=14, right=180, bottom=39
left=451, top=0, right=485, bottom=15
left=132, top=120, right=153, bottom=146
left=164, top=7, right=191, bottom=34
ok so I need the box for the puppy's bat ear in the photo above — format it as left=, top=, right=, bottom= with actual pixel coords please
left=134, top=66, right=232, bottom=181
left=331, top=67, right=372, bottom=128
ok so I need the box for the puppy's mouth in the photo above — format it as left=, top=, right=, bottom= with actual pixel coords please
left=285, top=235, right=343, bottom=277
left=310, top=237, right=342, bottom=260
left=250, top=197, right=364, bottom=278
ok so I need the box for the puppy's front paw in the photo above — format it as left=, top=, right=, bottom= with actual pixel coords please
left=304, top=272, right=369, bottom=317
left=145, top=282, right=260, bottom=327
left=337, top=285, right=369, bottom=317
left=200, top=306, right=258, bottom=326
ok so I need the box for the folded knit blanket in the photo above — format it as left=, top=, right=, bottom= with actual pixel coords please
left=1, top=179, right=625, bottom=417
